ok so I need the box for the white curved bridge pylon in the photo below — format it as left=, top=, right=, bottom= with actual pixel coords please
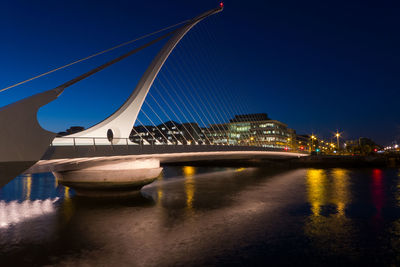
left=61, top=6, right=223, bottom=145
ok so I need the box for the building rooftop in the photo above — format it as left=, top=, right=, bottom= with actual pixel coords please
left=229, top=113, right=270, bottom=123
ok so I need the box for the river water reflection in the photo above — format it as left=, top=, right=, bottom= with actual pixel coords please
left=1, top=167, right=400, bottom=266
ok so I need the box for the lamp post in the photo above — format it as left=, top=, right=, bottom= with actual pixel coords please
left=310, top=134, right=316, bottom=153
left=335, top=130, right=340, bottom=152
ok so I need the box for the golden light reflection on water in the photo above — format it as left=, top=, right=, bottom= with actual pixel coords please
left=156, top=171, right=164, bottom=206
left=306, top=169, right=327, bottom=216
left=305, top=168, right=353, bottom=252
left=183, top=166, right=196, bottom=177
left=62, top=186, right=74, bottom=221
left=306, top=168, right=350, bottom=217
left=25, top=174, right=32, bottom=200
left=183, top=166, right=196, bottom=212
left=332, top=169, right=350, bottom=216
left=64, top=186, right=70, bottom=200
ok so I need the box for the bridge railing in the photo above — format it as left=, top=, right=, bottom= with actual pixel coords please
left=51, top=136, right=310, bottom=154
left=52, top=137, right=146, bottom=147
left=52, top=136, right=244, bottom=147
left=51, top=137, right=216, bottom=147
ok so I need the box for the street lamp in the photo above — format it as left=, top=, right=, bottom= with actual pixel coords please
left=310, top=134, right=316, bottom=152
left=335, top=130, right=341, bottom=152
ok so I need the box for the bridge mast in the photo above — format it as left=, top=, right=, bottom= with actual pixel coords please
left=67, top=5, right=223, bottom=142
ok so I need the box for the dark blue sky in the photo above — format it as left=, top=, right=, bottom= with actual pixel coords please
left=1, top=0, right=399, bottom=145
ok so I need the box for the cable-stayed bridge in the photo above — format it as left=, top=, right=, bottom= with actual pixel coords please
left=0, top=4, right=308, bottom=196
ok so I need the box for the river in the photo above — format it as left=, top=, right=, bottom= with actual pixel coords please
left=1, top=166, right=400, bottom=266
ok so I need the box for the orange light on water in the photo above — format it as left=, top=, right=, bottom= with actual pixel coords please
left=183, top=166, right=195, bottom=177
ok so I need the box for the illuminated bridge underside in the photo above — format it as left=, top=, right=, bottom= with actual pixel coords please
left=27, top=146, right=307, bottom=174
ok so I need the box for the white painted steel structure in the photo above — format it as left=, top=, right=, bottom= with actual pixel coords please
left=63, top=7, right=223, bottom=144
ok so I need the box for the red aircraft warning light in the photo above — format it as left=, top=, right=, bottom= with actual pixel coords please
left=220, top=2, right=224, bottom=8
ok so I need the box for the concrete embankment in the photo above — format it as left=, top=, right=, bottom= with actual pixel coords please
left=163, top=155, right=400, bottom=168
left=290, top=155, right=400, bottom=168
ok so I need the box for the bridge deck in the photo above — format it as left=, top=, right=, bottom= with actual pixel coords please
left=26, top=145, right=308, bottom=174
left=42, top=144, right=306, bottom=160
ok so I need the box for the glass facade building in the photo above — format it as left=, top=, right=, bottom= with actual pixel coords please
left=130, top=113, right=296, bottom=149
left=209, top=113, right=294, bottom=148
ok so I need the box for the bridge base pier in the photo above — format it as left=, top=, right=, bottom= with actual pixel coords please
left=53, top=158, right=162, bottom=197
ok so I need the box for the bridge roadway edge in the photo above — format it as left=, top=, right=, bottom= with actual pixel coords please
left=39, top=145, right=307, bottom=163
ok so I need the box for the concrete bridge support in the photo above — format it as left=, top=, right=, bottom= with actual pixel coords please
left=53, top=158, right=162, bottom=197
